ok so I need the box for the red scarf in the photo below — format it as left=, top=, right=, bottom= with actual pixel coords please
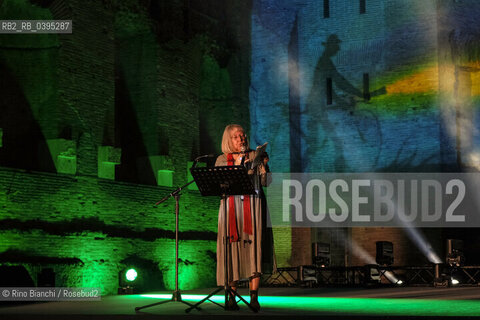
left=227, top=153, right=253, bottom=242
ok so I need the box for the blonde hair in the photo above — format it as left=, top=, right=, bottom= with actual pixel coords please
left=221, top=124, right=249, bottom=154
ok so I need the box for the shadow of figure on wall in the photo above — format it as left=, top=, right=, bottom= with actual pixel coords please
left=0, top=61, right=55, bottom=173
left=304, top=34, right=385, bottom=172
left=114, top=66, right=156, bottom=185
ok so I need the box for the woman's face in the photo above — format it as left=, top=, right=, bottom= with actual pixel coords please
left=230, top=128, right=247, bottom=153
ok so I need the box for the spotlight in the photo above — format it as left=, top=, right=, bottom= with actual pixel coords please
left=396, top=280, right=403, bottom=285
left=312, top=242, right=330, bottom=267
left=125, top=268, right=138, bottom=281
left=118, top=268, right=138, bottom=294
left=449, top=268, right=465, bottom=287
left=364, top=264, right=381, bottom=286
left=376, top=241, right=393, bottom=266
left=433, top=264, right=448, bottom=287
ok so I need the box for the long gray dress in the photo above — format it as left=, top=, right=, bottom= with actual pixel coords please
left=215, top=151, right=275, bottom=286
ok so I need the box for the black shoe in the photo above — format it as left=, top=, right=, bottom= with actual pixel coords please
left=250, top=290, right=260, bottom=311
left=226, top=293, right=239, bottom=311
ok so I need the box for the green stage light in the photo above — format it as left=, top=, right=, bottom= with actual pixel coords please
left=118, top=268, right=138, bottom=294
left=139, top=294, right=480, bottom=316
left=125, top=269, right=138, bottom=282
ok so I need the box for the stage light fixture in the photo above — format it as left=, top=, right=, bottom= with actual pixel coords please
left=363, top=264, right=381, bottom=286
left=298, top=265, right=317, bottom=286
left=433, top=264, right=448, bottom=287
left=446, top=239, right=464, bottom=267
left=312, top=242, right=330, bottom=267
left=118, top=268, right=139, bottom=294
left=451, top=278, right=459, bottom=285
left=396, top=280, right=403, bottom=285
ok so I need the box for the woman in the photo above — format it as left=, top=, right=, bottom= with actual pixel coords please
left=215, top=124, right=274, bottom=311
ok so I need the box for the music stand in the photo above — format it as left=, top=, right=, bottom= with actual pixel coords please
left=185, top=165, right=258, bottom=313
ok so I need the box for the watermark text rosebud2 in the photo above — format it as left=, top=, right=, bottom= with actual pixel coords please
left=266, top=173, right=480, bottom=227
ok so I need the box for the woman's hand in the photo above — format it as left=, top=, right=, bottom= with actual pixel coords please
left=262, top=153, right=269, bottom=166
left=259, top=153, right=269, bottom=175
left=234, top=155, right=242, bottom=166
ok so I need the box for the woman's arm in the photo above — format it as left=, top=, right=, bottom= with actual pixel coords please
left=257, top=152, right=270, bottom=187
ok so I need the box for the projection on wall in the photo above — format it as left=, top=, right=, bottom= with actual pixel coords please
left=249, top=0, right=480, bottom=174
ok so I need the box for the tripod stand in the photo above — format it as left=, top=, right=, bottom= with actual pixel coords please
left=135, top=181, right=199, bottom=312
left=185, top=166, right=258, bottom=313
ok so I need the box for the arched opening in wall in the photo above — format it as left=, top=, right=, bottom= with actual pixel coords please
left=0, top=265, right=35, bottom=287
left=0, top=62, right=55, bottom=173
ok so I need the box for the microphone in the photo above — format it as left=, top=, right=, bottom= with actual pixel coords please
left=240, top=146, right=246, bottom=166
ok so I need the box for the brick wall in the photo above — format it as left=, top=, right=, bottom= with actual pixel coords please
left=0, top=0, right=252, bottom=294
left=54, top=0, right=115, bottom=176
left=0, top=166, right=218, bottom=294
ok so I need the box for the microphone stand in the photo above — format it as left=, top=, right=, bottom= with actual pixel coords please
left=135, top=171, right=200, bottom=312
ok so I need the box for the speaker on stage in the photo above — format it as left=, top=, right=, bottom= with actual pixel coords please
left=312, top=242, right=330, bottom=267
left=297, top=265, right=317, bottom=286
left=446, top=239, right=464, bottom=267
left=376, top=241, right=393, bottom=265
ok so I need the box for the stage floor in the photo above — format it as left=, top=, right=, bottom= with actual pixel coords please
left=2, top=286, right=480, bottom=319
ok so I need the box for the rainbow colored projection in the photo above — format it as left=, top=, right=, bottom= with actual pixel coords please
left=249, top=0, right=480, bottom=174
